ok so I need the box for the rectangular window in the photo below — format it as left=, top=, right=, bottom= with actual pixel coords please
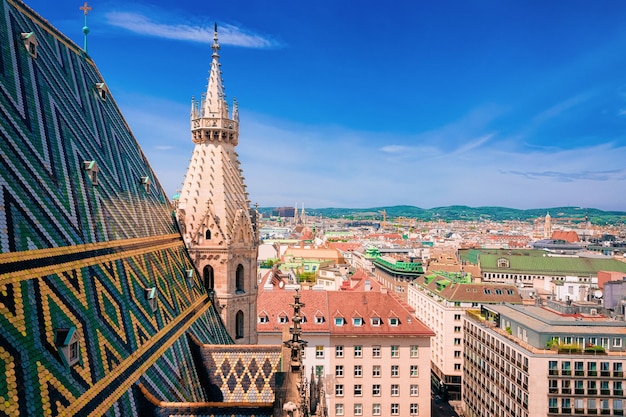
left=373, top=365, right=381, bottom=377
left=316, top=365, right=324, bottom=377
left=372, top=403, right=381, bottom=416
left=410, top=345, right=419, bottom=357
left=335, top=384, right=343, bottom=396
left=391, top=365, right=399, bottom=377
left=354, top=365, right=362, bottom=377
left=354, top=345, right=362, bottom=358
left=454, top=350, right=461, bottom=358
left=410, top=384, right=419, bottom=396
left=454, top=338, right=461, bottom=345
left=391, top=403, right=399, bottom=415
left=315, top=345, right=324, bottom=358
left=354, top=403, right=362, bottom=416
left=410, top=365, right=419, bottom=377
left=454, top=314, right=461, bottom=321
left=372, top=345, right=381, bottom=358
left=391, top=384, right=399, bottom=396
left=410, top=403, right=419, bottom=415
left=354, top=384, right=362, bottom=396
left=336, top=345, right=343, bottom=358
left=391, top=345, right=399, bottom=357
left=335, top=365, right=343, bottom=377
left=335, top=403, right=344, bottom=416
left=454, top=326, right=461, bottom=333
left=613, top=338, right=623, bottom=348
left=372, top=384, right=381, bottom=396
left=454, top=363, right=461, bottom=371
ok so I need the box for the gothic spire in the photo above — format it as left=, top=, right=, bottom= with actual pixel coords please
left=204, top=23, right=227, bottom=117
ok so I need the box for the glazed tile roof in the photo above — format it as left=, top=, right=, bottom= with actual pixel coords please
left=0, top=1, right=258, bottom=415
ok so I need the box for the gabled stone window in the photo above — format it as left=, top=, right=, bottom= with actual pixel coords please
left=84, top=160, right=99, bottom=185
left=54, top=327, right=81, bottom=368
left=145, top=287, right=157, bottom=312
left=21, top=32, right=38, bottom=58
left=95, top=83, right=108, bottom=101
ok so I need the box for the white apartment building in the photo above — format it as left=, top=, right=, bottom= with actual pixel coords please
left=407, top=271, right=522, bottom=400
left=463, top=303, right=626, bottom=417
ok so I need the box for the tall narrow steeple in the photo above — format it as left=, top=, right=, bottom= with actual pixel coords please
left=203, top=23, right=228, bottom=119
left=177, top=24, right=258, bottom=344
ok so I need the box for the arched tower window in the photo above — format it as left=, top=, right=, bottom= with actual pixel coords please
left=236, top=264, right=244, bottom=293
left=203, top=264, right=214, bottom=293
left=205, top=229, right=211, bottom=240
left=236, top=310, right=244, bottom=339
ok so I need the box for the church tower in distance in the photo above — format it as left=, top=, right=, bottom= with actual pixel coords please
left=177, top=24, right=259, bottom=344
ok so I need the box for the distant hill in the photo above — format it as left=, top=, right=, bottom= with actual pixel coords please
left=259, top=205, right=626, bottom=225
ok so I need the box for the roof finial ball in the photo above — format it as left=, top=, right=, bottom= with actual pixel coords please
left=80, top=2, right=92, bottom=53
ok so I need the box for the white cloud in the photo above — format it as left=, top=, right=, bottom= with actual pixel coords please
left=103, top=11, right=278, bottom=48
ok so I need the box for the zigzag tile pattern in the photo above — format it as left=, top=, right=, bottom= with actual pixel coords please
left=0, top=1, right=236, bottom=415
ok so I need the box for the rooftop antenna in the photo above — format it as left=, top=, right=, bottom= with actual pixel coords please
left=80, top=2, right=92, bottom=54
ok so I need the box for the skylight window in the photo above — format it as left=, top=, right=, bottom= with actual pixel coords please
left=145, top=287, right=157, bottom=312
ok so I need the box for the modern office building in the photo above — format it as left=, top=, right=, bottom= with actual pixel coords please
left=463, top=303, right=626, bottom=417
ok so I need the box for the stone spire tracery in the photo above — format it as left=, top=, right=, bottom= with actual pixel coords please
left=177, top=24, right=258, bottom=344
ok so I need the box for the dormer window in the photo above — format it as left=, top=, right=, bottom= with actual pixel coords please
left=278, top=313, right=288, bottom=324
left=54, top=327, right=81, bottom=368
left=84, top=160, right=99, bottom=185
left=315, top=316, right=325, bottom=324
left=371, top=317, right=381, bottom=326
left=258, top=314, right=269, bottom=323
left=389, top=317, right=399, bottom=326
left=21, top=32, right=38, bottom=58
left=497, top=257, right=510, bottom=268
left=145, top=287, right=157, bottom=312
left=141, top=176, right=151, bottom=193
left=352, top=317, right=363, bottom=326
left=95, top=83, right=108, bottom=101
left=334, top=317, right=345, bottom=326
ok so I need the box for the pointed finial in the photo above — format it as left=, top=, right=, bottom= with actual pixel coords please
left=212, top=22, right=220, bottom=59
left=80, top=2, right=92, bottom=53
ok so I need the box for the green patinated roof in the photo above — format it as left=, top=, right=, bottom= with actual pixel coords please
left=479, top=253, right=626, bottom=276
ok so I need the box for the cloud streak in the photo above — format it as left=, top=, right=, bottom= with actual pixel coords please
left=104, top=11, right=278, bottom=48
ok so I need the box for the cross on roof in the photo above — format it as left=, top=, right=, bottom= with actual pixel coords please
left=80, top=2, right=92, bottom=15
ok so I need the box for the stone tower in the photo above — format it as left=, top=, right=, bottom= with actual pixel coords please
left=543, top=212, right=552, bottom=239
left=177, top=24, right=259, bottom=344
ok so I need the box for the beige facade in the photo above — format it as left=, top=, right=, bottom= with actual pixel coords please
left=257, top=274, right=434, bottom=416
left=463, top=305, right=626, bottom=417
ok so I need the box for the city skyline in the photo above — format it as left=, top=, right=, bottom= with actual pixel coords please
left=27, top=0, right=626, bottom=210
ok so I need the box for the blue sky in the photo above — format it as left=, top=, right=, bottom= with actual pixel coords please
left=26, top=1, right=626, bottom=210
